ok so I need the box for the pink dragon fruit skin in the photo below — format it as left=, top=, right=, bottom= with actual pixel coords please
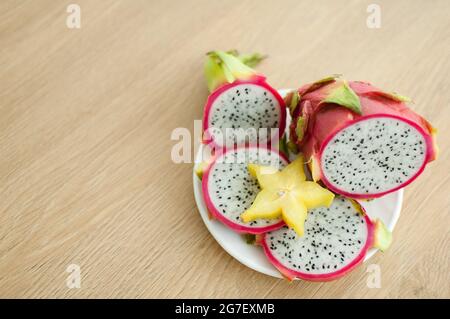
left=261, top=197, right=376, bottom=281
left=290, top=79, right=438, bottom=199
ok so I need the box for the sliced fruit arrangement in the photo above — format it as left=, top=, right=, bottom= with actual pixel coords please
left=259, top=196, right=391, bottom=281
left=241, top=156, right=335, bottom=236
left=287, top=76, right=438, bottom=199
left=203, top=51, right=286, bottom=150
left=202, top=146, right=288, bottom=234
left=196, top=51, right=437, bottom=282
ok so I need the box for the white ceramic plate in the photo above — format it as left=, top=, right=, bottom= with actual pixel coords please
left=193, top=89, right=403, bottom=279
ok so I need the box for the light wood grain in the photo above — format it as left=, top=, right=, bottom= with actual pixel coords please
left=0, top=0, right=449, bottom=298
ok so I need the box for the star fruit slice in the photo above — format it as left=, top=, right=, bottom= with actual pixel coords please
left=241, top=155, right=335, bottom=236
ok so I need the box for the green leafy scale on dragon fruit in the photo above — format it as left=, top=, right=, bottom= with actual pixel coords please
left=289, top=79, right=437, bottom=199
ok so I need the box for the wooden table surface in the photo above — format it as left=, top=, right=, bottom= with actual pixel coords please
left=1, top=0, right=449, bottom=298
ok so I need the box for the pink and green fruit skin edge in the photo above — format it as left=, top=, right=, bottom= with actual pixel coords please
left=290, top=79, right=437, bottom=199
left=317, top=114, right=434, bottom=199
left=259, top=197, right=376, bottom=281
left=203, top=78, right=286, bottom=150
left=202, top=145, right=289, bottom=234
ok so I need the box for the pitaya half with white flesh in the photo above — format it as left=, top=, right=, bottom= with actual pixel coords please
left=288, top=78, right=438, bottom=199
left=202, top=146, right=288, bottom=234
left=203, top=51, right=286, bottom=150
left=261, top=196, right=390, bottom=281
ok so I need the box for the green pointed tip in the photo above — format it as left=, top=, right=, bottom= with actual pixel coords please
left=204, top=54, right=228, bottom=92
left=288, top=91, right=301, bottom=114
left=238, top=52, right=267, bottom=68
left=213, top=50, right=256, bottom=77
left=301, top=74, right=341, bottom=96
left=225, top=50, right=266, bottom=67
left=243, top=233, right=256, bottom=244
left=226, top=49, right=240, bottom=57
left=323, top=81, right=362, bottom=114
left=388, top=92, right=412, bottom=103
left=314, top=74, right=342, bottom=85
left=295, top=116, right=306, bottom=142
left=287, top=140, right=299, bottom=154
left=373, top=219, right=392, bottom=252
left=195, top=162, right=209, bottom=180
left=278, top=135, right=288, bottom=156
left=204, top=50, right=258, bottom=92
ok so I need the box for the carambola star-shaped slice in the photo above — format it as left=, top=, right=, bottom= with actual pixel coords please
left=241, top=155, right=335, bottom=236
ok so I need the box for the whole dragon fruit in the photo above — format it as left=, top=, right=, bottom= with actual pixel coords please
left=203, top=51, right=286, bottom=150
left=287, top=77, right=438, bottom=199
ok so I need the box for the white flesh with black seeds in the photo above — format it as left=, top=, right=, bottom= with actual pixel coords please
left=207, top=148, right=286, bottom=227
left=209, top=84, right=281, bottom=146
left=265, top=197, right=368, bottom=275
left=321, top=117, right=427, bottom=195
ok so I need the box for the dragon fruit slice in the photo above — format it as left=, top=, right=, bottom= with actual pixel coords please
left=202, top=146, right=288, bottom=234
left=203, top=51, right=286, bottom=150
left=261, top=196, right=382, bottom=281
left=288, top=78, right=438, bottom=199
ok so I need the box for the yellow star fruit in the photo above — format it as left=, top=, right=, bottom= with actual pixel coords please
left=241, top=155, right=335, bottom=236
